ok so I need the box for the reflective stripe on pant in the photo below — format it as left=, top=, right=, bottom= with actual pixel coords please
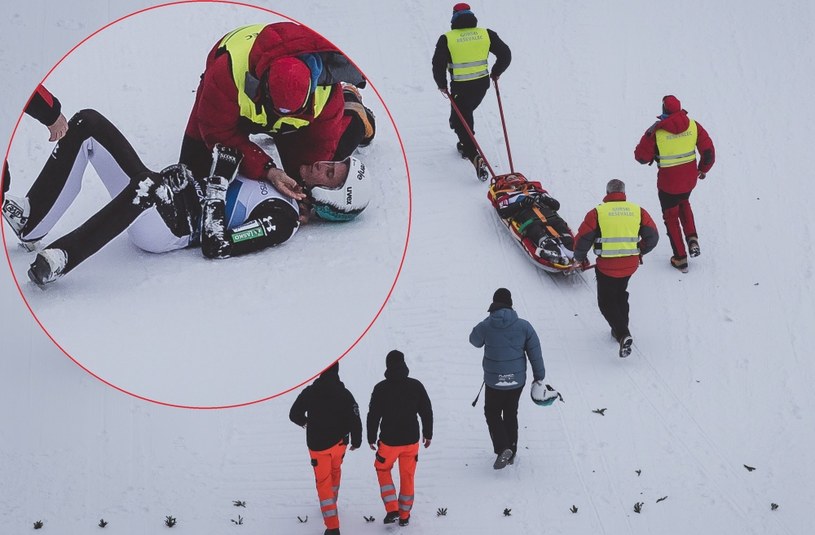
left=309, top=441, right=347, bottom=530
left=375, top=441, right=419, bottom=519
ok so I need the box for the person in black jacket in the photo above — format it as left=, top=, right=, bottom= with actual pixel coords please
left=3, top=85, right=68, bottom=200
left=289, top=362, right=362, bottom=535
left=366, top=350, right=433, bottom=527
left=432, top=3, right=511, bottom=180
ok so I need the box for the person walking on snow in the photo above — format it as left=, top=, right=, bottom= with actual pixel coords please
left=366, top=350, right=433, bottom=527
left=432, top=3, right=511, bottom=181
left=634, top=95, right=715, bottom=272
left=469, top=288, right=545, bottom=470
left=289, top=362, right=362, bottom=535
left=571, top=179, right=659, bottom=358
left=180, top=22, right=366, bottom=200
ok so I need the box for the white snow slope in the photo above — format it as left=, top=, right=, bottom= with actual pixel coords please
left=1, top=1, right=813, bottom=534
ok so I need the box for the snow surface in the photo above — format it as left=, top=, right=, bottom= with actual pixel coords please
left=1, top=1, right=814, bottom=534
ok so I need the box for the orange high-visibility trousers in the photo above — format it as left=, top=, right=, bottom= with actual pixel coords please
left=309, top=441, right=347, bottom=530
left=374, top=441, right=419, bottom=520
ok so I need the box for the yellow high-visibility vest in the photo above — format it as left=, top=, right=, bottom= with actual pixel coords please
left=445, top=28, right=490, bottom=82
left=218, top=24, right=333, bottom=133
left=655, top=120, right=698, bottom=168
left=594, top=201, right=641, bottom=257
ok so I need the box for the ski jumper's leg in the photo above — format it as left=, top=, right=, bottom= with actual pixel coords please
left=43, top=170, right=171, bottom=276
left=396, top=443, right=419, bottom=520
left=374, top=442, right=399, bottom=514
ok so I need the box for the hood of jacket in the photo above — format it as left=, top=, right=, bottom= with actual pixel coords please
left=486, top=307, right=519, bottom=329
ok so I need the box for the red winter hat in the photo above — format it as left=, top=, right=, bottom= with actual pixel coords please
left=662, top=95, right=681, bottom=115
left=267, top=57, right=311, bottom=115
left=453, top=3, right=471, bottom=12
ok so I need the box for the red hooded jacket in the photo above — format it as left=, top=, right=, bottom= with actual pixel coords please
left=573, top=192, right=660, bottom=278
left=184, top=23, right=346, bottom=180
left=634, top=110, right=715, bottom=195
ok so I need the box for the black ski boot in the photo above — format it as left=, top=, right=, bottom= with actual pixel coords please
left=383, top=511, right=399, bottom=524
left=619, top=335, right=633, bottom=358
left=688, top=236, right=701, bottom=257
left=471, top=154, right=488, bottom=182
left=28, top=248, right=68, bottom=286
left=398, top=516, right=410, bottom=527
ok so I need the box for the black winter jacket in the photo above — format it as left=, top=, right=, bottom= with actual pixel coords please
left=289, top=367, right=362, bottom=451
left=366, top=360, right=433, bottom=446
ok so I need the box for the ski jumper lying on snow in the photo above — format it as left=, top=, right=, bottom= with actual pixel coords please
left=2, top=104, right=373, bottom=286
left=488, top=173, right=575, bottom=269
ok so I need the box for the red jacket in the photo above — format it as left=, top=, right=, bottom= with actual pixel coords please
left=634, top=111, right=715, bottom=194
left=184, top=23, right=345, bottom=180
left=573, top=192, right=660, bottom=278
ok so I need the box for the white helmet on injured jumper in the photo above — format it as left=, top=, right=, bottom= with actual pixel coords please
left=311, top=157, right=371, bottom=222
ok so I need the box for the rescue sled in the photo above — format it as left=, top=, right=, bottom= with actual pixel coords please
left=487, top=172, right=582, bottom=274
left=446, top=81, right=590, bottom=275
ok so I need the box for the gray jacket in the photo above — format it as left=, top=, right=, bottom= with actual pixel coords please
left=469, top=307, right=545, bottom=389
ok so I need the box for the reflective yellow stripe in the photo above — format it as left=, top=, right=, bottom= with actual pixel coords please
left=218, top=24, right=267, bottom=127
left=594, top=201, right=641, bottom=258
left=655, top=120, right=698, bottom=168
left=445, top=28, right=490, bottom=82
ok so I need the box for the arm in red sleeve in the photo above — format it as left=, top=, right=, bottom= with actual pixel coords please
left=25, top=85, right=62, bottom=127
left=695, top=121, right=715, bottom=173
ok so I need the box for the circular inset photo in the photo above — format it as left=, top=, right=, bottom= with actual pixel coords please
left=1, top=1, right=410, bottom=408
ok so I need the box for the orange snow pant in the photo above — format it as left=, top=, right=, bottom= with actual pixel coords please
left=374, top=441, right=419, bottom=520
left=309, top=441, right=347, bottom=530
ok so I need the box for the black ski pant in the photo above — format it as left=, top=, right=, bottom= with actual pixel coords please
left=484, top=385, right=523, bottom=455
left=596, top=270, right=632, bottom=340
left=449, top=77, right=490, bottom=160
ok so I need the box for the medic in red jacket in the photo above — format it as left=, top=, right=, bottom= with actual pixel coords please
left=180, top=22, right=365, bottom=201
left=634, top=95, right=715, bottom=271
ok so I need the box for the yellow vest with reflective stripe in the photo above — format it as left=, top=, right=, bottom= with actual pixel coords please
left=655, top=120, right=698, bottom=168
left=594, top=201, right=641, bottom=257
left=445, top=28, right=490, bottom=82
left=218, top=24, right=333, bottom=133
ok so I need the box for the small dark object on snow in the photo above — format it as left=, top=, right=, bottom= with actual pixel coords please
left=364, top=516, right=375, bottom=523
left=165, top=516, right=177, bottom=528
left=297, top=516, right=308, bottom=523
left=744, top=464, right=756, bottom=472
left=437, top=507, right=448, bottom=517
left=656, top=496, right=668, bottom=503
left=233, top=500, right=246, bottom=507
left=592, top=408, right=607, bottom=416
left=633, top=502, right=644, bottom=513
left=231, top=515, right=243, bottom=525
left=635, top=469, right=641, bottom=476
left=33, top=520, right=44, bottom=529
left=570, top=505, right=578, bottom=514
left=771, top=503, right=779, bottom=511
left=754, top=283, right=759, bottom=286
left=503, top=508, right=512, bottom=517
left=99, top=518, right=108, bottom=528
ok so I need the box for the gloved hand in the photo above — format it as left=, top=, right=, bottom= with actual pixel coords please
left=698, top=172, right=706, bottom=180
left=518, top=195, right=535, bottom=208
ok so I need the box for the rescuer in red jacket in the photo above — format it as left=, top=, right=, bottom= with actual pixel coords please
left=634, top=95, right=715, bottom=272
left=180, top=22, right=365, bottom=202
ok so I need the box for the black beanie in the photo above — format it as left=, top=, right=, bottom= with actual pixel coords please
left=321, top=361, right=339, bottom=379
left=493, top=288, right=512, bottom=306
left=386, top=350, right=404, bottom=368
left=385, top=349, right=409, bottom=378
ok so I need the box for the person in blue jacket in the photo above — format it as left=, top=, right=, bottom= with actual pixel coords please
left=469, top=287, right=546, bottom=469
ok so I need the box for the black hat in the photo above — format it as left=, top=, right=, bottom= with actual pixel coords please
left=321, top=361, right=339, bottom=379
left=493, top=288, right=512, bottom=307
left=385, top=349, right=409, bottom=378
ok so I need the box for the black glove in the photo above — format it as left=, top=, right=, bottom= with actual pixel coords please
left=209, top=144, right=243, bottom=183
left=519, top=196, right=535, bottom=208
left=539, top=193, right=561, bottom=211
